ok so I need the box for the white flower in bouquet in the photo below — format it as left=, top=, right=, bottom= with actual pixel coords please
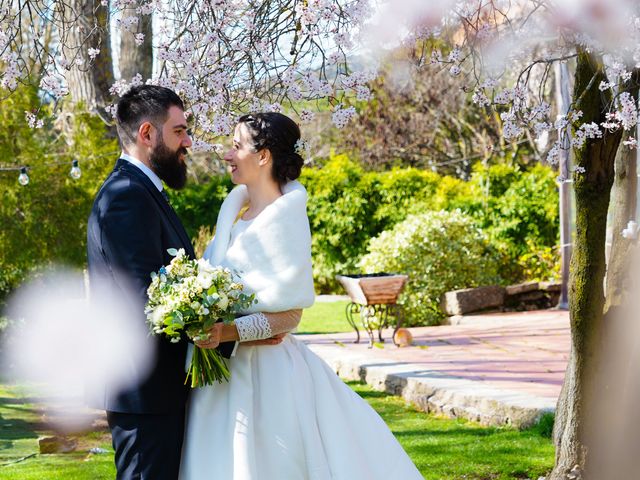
left=217, top=292, right=229, bottom=311
left=196, top=270, right=214, bottom=290
left=150, top=306, right=169, bottom=332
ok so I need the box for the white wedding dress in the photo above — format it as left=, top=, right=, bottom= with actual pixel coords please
left=180, top=183, right=423, bottom=480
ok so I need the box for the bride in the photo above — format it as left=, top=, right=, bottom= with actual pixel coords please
left=180, top=112, right=423, bottom=480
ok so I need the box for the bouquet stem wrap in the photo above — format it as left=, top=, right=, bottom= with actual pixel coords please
left=188, top=345, right=230, bottom=387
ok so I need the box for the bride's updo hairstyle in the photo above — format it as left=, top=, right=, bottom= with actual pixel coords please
left=237, top=112, right=304, bottom=185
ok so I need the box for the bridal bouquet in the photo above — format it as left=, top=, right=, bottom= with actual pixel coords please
left=145, top=248, right=255, bottom=387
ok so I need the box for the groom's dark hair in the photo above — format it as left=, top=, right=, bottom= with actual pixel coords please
left=116, top=85, right=185, bottom=147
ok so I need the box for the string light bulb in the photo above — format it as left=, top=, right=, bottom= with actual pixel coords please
left=69, top=159, right=81, bottom=180
left=18, top=167, right=29, bottom=186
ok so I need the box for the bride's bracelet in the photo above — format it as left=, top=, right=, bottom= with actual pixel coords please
left=234, top=312, right=273, bottom=342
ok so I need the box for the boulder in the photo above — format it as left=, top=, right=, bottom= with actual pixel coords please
left=38, top=436, right=78, bottom=454
left=441, top=286, right=505, bottom=315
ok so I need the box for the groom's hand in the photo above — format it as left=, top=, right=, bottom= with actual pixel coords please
left=194, top=323, right=223, bottom=349
left=242, top=332, right=287, bottom=346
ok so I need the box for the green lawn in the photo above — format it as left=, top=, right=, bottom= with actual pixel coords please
left=297, top=300, right=353, bottom=334
left=0, top=384, right=115, bottom=479
left=351, top=382, right=554, bottom=480
left=0, top=381, right=554, bottom=479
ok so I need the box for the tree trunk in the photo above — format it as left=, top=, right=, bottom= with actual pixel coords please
left=605, top=143, right=637, bottom=311
left=119, top=3, right=153, bottom=81
left=549, top=49, right=622, bottom=480
left=59, top=0, right=114, bottom=113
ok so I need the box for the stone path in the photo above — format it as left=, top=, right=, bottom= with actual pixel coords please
left=295, top=309, right=569, bottom=428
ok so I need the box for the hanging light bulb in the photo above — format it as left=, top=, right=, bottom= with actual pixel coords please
left=69, top=159, right=81, bottom=180
left=18, top=167, right=29, bottom=186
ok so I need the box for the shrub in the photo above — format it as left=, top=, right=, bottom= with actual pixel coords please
left=470, top=163, right=559, bottom=259
left=518, top=242, right=561, bottom=282
left=301, top=154, right=383, bottom=292
left=373, top=168, right=441, bottom=228
left=301, top=154, right=560, bottom=292
left=167, top=175, right=233, bottom=240
left=193, top=225, right=215, bottom=259
left=359, top=210, right=504, bottom=326
left=302, top=154, right=450, bottom=291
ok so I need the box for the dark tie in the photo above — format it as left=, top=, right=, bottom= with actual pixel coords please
left=161, top=189, right=170, bottom=203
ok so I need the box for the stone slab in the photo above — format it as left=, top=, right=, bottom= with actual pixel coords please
left=307, top=343, right=556, bottom=428
left=441, top=285, right=506, bottom=315
left=505, top=282, right=539, bottom=295
left=540, top=281, right=562, bottom=292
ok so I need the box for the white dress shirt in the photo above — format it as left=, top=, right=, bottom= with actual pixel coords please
left=120, top=152, right=164, bottom=192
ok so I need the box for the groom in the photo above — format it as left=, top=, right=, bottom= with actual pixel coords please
left=86, top=85, right=279, bottom=479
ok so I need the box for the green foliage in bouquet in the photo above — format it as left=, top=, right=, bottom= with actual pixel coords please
left=146, top=249, right=255, bottom=387
left=359, top=210, right=504, bottom=326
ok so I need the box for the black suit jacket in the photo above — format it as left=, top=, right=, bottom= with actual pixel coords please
left=86, top=158, right=233, bottom=414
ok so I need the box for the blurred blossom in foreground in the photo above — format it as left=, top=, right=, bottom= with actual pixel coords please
left=1, top=269, right=152, bottom=431
left=550, top=0, right=639, bottom=53
left=586, top=249, right=640, bottom=478
left=360, top=0, right=454, bottom=55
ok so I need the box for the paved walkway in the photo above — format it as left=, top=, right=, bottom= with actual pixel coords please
left=296, top=309, right=569, bottom=427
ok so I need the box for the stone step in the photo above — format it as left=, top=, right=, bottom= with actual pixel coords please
left=307, top=343, right=556, bottom=429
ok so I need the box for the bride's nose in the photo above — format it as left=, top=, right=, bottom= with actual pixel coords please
left=223, top=150, right=233, bottom=162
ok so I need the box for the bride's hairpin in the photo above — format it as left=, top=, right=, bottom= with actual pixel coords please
left=294, top=138, right=310, bottom=162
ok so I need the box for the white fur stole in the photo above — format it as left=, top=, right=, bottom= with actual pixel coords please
left=203, top=181, right=315, bottom=313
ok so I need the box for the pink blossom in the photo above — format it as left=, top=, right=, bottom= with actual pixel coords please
left=332, top=105, right=357, bottom=129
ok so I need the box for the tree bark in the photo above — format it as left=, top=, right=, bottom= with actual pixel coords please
left=605, top=142, right=638, bottom=311
left=549, top=49, right=622, bottom=480
left=119, top=3, right=153, bottom=81
left=59, top=0, right=114, bottom=113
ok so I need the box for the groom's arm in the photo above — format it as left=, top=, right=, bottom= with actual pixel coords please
left=100, top=183, right=163, bottom=304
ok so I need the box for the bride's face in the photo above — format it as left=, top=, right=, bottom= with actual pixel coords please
left=224, top=123, right=267, bottom=185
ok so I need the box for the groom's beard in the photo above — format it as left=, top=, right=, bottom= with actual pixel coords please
left=150, top=138, right=188, bottom=190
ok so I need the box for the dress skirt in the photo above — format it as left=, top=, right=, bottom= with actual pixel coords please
left=180, top=335, right=423, bottom=480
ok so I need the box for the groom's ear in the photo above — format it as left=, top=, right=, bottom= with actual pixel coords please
left=138, top=122, right=154, bottom=147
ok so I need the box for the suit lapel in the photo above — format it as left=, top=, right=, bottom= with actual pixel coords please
left=115, top=159, right=196, bottom=258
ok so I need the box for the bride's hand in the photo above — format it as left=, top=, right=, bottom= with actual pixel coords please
left=194, top=323, right=223, bottom=349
